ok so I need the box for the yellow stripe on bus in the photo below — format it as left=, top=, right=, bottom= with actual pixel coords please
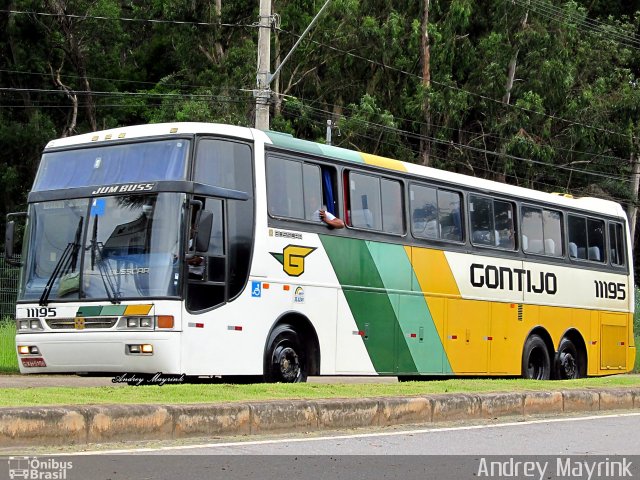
left=124, top=304, right=153, bottom=315
left=361, top=153, right=407, bottom=172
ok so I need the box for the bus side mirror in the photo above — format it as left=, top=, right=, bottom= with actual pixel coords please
left=5, top=212, right=27, bottom=266
left=195, top=210, right=213, bottom=252
left=5, top=221, right=16, bottom=258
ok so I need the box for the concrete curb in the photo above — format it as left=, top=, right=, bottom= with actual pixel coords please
left=1, top=387, right=639, bottom=448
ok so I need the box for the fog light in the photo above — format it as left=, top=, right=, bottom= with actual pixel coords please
left=18, top=346, right=30, bottom=355
left=127, top=318, right=139, bottom=328
left=139, top=317, right=153, bottom=328
left=128, top=344, right=141, bottom=354
left=141, top=344, right=153, bottom=354
left=29, top=346, right=40, bottom=355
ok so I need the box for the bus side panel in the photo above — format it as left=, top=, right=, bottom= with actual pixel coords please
left=321, top=236, right=451, bottom=375
left=599, top=311, right=628, bottom=372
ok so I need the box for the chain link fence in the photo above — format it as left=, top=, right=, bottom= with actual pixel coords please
left=0, top=254, right=19, bottom=371
left=0, top=254, right=20, bottom=320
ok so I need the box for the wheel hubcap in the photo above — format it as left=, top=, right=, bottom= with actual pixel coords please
left=274, top=345, right=300, bottom=382
left=559, top=352, right=577, bottom=378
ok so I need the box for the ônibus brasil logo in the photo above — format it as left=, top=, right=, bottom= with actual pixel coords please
left=7, top=457, right=73, bottom=480
left=270, top=245, right=316, bottom=277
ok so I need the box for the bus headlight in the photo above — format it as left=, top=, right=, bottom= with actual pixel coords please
left=17, top=319, right=43, bottom=331
left=118, top=316, right=170, bottom=330
left=139, top=317, right=153, bottom=328
left=30, top=320, right=43, bottom=330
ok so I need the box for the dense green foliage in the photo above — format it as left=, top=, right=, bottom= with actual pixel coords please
left=2, top=1, right=640, bottom=267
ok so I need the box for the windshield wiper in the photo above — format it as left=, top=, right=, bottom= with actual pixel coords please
left=89, top=214, right=121, bottom=304
left=39, top=217, right=83, bottom=306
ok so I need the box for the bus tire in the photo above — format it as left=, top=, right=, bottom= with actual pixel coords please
left=521, top=334, right=551, bottom=380
left=264, top=324, right=307, bottom=383
left=555, top=337, right=582, bottom=379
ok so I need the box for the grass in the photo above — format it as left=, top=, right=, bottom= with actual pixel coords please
left=1, top=375, right=639, bottom=407
left=0, top=320, right=17, bottom=373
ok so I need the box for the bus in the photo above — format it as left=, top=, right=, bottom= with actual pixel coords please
left=5, top=122, right=634, bottom=382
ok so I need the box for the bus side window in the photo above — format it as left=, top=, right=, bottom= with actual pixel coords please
left=609, top=222, right=626, bottom=266
left=568, top=215, right=586, bottom=259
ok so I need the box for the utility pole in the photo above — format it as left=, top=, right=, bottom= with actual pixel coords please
left=255, top=0, right=272, bottom=131
left=254, top=0, right=332, bottom=131
left=628, top=151, right=640, bottom=244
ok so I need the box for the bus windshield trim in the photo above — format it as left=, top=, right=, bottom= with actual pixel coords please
left=28, top=181, right=250, bottom=203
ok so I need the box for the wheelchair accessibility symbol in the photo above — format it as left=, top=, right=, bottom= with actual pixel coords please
left=251, top=281, right=262, bottom=298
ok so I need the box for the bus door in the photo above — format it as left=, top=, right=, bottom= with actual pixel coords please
left=186, top=197, right=227, bottom=311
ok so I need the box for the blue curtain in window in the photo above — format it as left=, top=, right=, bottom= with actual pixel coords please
left=322, top=169, right=335, bottom=215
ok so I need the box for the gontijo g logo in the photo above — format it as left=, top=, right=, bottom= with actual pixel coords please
left=270, top=245, right=316, bottom=277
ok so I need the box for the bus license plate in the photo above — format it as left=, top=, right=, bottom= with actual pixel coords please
left=21, top=358, right=46, bottom=368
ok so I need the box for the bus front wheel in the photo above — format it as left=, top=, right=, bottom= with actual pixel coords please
left=264, top=324, right=308, bottom=383
left=521, top=334, right=551, bottom=380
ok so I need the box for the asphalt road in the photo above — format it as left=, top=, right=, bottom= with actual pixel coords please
left=95, top=411, right=640, bottom=456
left=11, top=412, right=637, bottom=480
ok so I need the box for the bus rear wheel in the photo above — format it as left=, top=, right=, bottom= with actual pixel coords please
left=264, top=324, right=308, bottom=383
left=555, top=337, right=582, bottom=379
left=521, top=334, right=551, bottom=380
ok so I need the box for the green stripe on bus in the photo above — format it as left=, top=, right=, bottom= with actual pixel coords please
left=100, top=305, right=127, bottom=316
left=320, top=236, right=415, bottom=374
left=265, top=131, right=364, bottom=164
left=76, top=306, right=102, bottom=317
left=365, top=241, right=452, bottom=375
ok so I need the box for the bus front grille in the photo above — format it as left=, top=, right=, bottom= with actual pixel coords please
left=46, top=317, right=118, bottom=329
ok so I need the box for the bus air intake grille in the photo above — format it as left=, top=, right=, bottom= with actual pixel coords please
left=46, top=317, right=118, bottom=329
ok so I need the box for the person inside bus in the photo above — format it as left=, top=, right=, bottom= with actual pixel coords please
left=315, top=207, right=345, bottom=229
left=309, top=188, right=344, bottom=229
left=187, top=221, right=205, bottom=279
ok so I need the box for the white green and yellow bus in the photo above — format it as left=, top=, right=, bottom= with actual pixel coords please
left=6, top=122, right=634, bottom=381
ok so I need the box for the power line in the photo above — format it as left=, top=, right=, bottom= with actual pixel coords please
left=513, top=0, right=640, bottom=50
left=279, top=99, right=635, bottom=185
left=0, top=86, right=253, bottom=99
left=290, top=110, right=633, bottom=204
left=1, top=9, right=257, bottom=28
left=276, top=94, right=633, bottom=167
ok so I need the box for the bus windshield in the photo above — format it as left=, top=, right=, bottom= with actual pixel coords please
left=19, top=193, right=184, bottom=302
left=33, top=139, right=189, bottom=191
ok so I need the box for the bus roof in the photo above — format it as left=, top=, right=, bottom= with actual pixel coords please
left=44, top=122, right=627, bottom=219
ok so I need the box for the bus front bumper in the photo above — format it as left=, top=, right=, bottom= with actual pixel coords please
left=15, top=331, right=182, bottom=375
